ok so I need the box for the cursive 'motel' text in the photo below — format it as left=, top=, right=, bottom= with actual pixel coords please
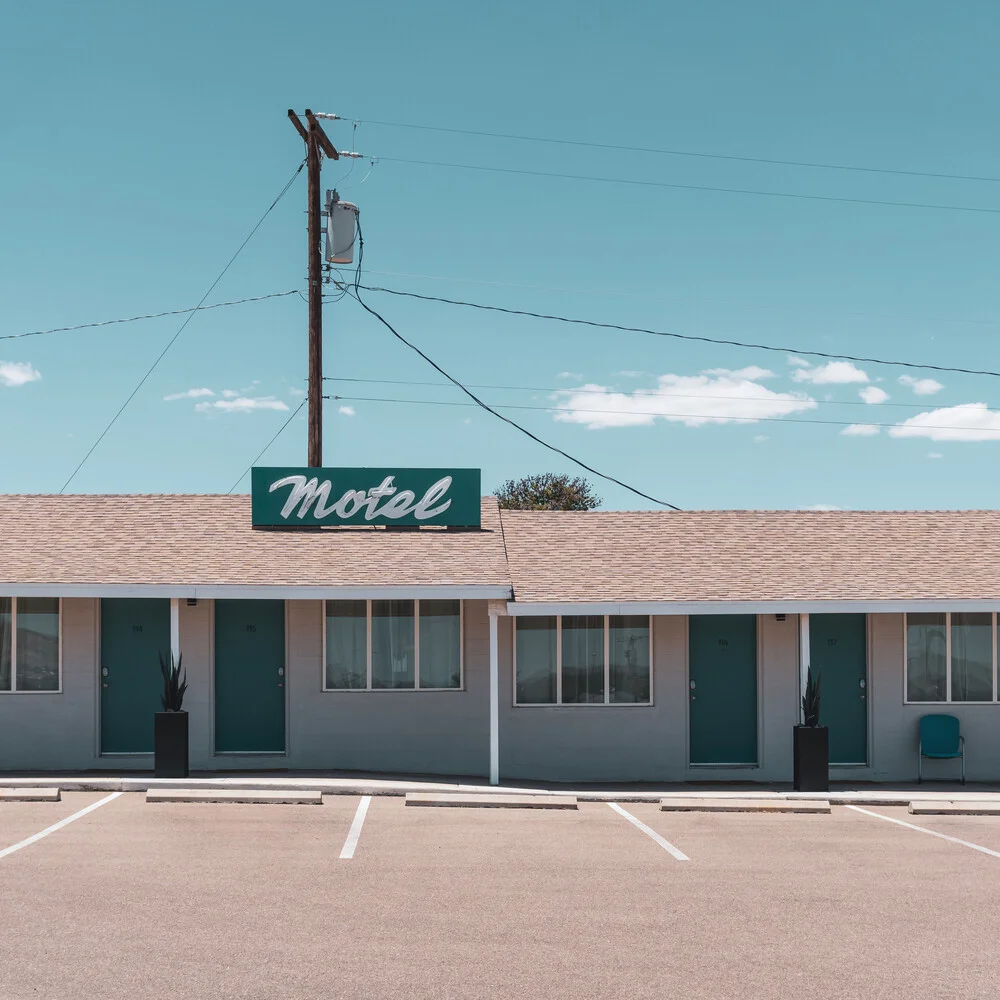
left=269, top=474, right=454, bottom=523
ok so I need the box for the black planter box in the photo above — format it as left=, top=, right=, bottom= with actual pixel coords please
left=793, top=725, right=829, bottom=792
left=154, top=711, right=189, bottom=778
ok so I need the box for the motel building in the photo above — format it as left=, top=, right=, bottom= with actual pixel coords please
left=1, top=465, right=999, bottom=785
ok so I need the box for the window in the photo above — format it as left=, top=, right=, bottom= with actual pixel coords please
left=0, top=597, right=61, bottom=693
left=325, top=600, right=367, bottom=689
left=514, top=615, right=651, bottom=706
left=323, top=599, right=462, bottom=690
left=905, top=612, right=997, bottom=703
left=610, top=615, right=651, bottom=703
left=562, top=615, right=604, bottom=703
left=515, top=617, right=557, bottom=704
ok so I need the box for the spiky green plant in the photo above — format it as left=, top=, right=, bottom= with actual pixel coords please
left=801, top=666, right=822, bottom=727
left=158, top=651, right=188, bottom=712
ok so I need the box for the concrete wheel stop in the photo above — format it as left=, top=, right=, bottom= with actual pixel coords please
left=405, top=792, right=578, bottom=809
left=0, top=787, right=61, bottom=802
left=146, top=789, right=323, bottom=805
left=660, top=797, right=831, bottom=814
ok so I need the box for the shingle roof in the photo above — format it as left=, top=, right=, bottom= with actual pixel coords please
left=0, top=495, right=509, bottom=592
left=499, top=509, right=1000, bottom=603
left=4, top=497, right=1000, bottom=604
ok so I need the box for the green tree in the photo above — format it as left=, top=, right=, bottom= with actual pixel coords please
left=495, top=473, right=601, bottom=511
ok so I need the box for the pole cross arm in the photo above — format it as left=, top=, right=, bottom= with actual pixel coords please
left=287, top=109, right=309, bottom=142
left=304, top=109, right=340, bottom=159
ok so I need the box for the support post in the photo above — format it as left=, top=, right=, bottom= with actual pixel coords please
left=489, top=612, right=499, bottom=785
left=798, top=612, right=810, bottom=723
left=170, top=598, right=180, bottom=663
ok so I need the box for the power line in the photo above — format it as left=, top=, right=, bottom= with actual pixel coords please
left=59, top=158, right=306, bottom=494
left=347, top=219, right=680, bottom=509
left=1, top=290, right=302, bottom=343
left=355, top=117, right=1000, bottom=186
left=353, top=284, right=1000, bottom=381
left=331, top=393, right=995, bottom=436
left=377, top=156, right=1000, bottom=217
left=227, top=399, right=307, bottom=494
left=323, top=375, right=958, bottom=412
left=342, top=267, right=1000, bottom=331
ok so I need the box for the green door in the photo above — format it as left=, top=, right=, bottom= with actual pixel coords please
left=214, top=600, right=285, bottom=753
left=810, top=614, right=868, bottom=765
left=101, top=598, right=170, bottom=754
left=689, top=615, right=758, bottom=765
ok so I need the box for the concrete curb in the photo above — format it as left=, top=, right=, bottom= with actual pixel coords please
left=0, top=777, right=997, bottom=806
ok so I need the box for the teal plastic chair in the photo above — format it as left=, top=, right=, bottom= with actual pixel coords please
left=918, top=714, right=965, bottom=784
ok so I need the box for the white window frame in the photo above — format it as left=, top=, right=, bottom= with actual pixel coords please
left=513, top=614, right=653, bottom=707
left=0, top=596, right=63, bottom=695
left=322, top=598, right=464, bottom=692
left=903, top=611, right=999, bottom=705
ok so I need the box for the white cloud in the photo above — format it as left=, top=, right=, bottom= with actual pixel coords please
left=164, top=387, right=214, bottom=401
left=889, top=403, right=1000, bottom=442
left=802, top=504, right=842, bottom=511
left=928, top=452, right=943, bottom=459
left=221, top=389, right=239, bottom=399
left=553, top=366, right=816, bottom=430
left=753, top=434, right=768, bottom=444
left=337, top=405, right=355, bottom=416
left=703, top=365, right=775, bottom=380
left=898, top=374, right=944, bottom=396
left=0, top=361, right=41, bottom=387
left=859, top=386, right=889, bottom=405
left=787, top=356, right=810, bottom=368
left=556, top=371, right=583, bottom=380
left=288, top=387, right=306, bottom=399
left=195, top=396, right=289, bottom=414
left=791, top=361, right=869, bottom=385
left=841, top=423, right=880, bottom=436
left=617, top=370, right=646, bottom=378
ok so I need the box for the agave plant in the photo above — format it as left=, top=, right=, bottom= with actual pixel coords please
left=158, top=651, right=188, bottom=712
left=801, top=666, right=822, bottom=727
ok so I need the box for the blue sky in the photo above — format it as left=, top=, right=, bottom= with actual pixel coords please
left=2, top=1, right=1000, bottom=510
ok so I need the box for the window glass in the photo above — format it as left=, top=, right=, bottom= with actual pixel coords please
left=325, top=600, right=367, bottom=689
left=0, top=597, right=10, bottom=691
left=562, top=615, right=605, bottom=704
left=514, top=615, right=556, bottom=705
left=371, top=600, right=415, bottom=689
left=951, top=612, right=993, bottom=702
left=906, top=613, right=947, bottom=702
left=419, top=600, right=461, bottom=689
left=609, top=616, right=650, bottom=704
left=515, top=617, right=557, bottom=704
left=15, top=598, right=59, bottom=692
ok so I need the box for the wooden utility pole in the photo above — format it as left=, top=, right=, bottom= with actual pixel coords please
left=288, top=109, right=339, bottom=468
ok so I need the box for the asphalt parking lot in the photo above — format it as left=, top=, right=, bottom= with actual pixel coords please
left=2, top=793, right=1000, bottom=999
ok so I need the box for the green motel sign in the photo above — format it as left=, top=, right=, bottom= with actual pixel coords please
left=251, top=467, right=482, bottom=528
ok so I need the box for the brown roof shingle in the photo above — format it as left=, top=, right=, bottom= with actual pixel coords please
left=499, top=508, right=1000, bottom=603
left=0, top=495, right=509, bottom=591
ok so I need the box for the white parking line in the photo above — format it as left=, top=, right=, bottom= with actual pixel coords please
left=847, top=804, right=1000, bottom=859
left=0, top=792, right=123, bottom=861
left=608, top=802, right=690, bottom=861
left=339, top=795, right=372, bottom=860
